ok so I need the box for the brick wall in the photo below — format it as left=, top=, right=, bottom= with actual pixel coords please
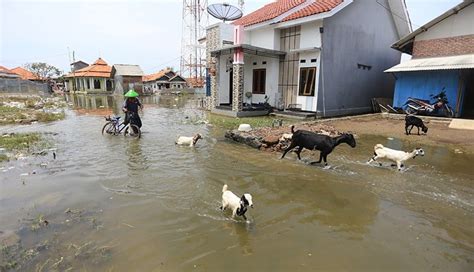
left=413, top=34, right=474, bottom=58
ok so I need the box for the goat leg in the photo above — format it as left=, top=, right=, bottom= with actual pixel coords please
left=323, top=154, right=328, bottom=166
left=405, top=125, right=409, bottom=135
left=311, top=152, right=323, bottom=165
left=281, top=142, right=297, bottom=159
left=242, top=214, right=247, bottom=221
left=397, top=161, right=403, bottom=171
left=296, top=146, right=304, bottom=160
left=417, top=126, right=420, bottom=135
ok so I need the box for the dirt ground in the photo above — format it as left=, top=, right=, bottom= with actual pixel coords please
left=326, top=114, right=474, bottom=154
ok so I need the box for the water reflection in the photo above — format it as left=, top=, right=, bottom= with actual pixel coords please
left=65, top=93, right=204, bottom=114
left=223, top=221, right=254, bottom=256
left=125, top=139, right=149, bottom=175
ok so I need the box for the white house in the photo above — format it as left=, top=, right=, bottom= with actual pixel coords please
left=206, top=0, right=412, bottom=117
left=143, top=69, right=187, bottom=94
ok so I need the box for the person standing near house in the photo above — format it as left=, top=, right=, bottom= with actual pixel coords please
left=122, top=89, right=143, bottom=131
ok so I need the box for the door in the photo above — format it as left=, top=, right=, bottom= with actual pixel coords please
left=461, top=70, right=474, bottom=118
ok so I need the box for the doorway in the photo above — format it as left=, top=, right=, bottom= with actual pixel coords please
left=461, top=70, right=474, bottom=118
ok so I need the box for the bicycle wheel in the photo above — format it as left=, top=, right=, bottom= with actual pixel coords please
left=124, top=124, right=141, bottom=138
left=102, top=122, right=117, bottom=135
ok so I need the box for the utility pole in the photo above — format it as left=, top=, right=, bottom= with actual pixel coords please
left=181, top=0, right=208, bottom=88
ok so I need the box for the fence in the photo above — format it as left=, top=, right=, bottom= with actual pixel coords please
left=0, top=78, right=50, bottom=95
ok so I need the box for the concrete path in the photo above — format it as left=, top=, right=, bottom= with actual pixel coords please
left=449, top=119, right=474, bottom=130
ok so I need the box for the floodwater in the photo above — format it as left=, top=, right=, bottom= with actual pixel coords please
left=1, top=94, right=473, bottom=271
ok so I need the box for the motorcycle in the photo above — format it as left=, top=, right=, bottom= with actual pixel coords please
left=403, top=88, right=454, bottom=118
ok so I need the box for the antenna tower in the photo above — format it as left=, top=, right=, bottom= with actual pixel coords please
left=181, top=0, right=209, bottom=87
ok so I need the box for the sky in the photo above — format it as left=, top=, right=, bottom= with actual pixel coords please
left=0, top=0, right=463, bottom=75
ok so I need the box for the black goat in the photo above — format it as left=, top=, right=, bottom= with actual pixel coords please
left=405, top=115, right=428, bottom=135
left=280, top=126, right=356, bottom=165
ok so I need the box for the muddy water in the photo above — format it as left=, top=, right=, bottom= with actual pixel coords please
left=1, top=94, right=473, bottom=271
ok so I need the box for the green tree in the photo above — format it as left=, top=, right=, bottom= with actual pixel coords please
left=24, top=62, right=62, bottom=80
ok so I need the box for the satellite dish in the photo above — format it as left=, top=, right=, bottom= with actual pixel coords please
left=207, top=3, right=243, bottom=22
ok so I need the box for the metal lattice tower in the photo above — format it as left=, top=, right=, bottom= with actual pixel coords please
left=181, top=0, right=209, bottom=87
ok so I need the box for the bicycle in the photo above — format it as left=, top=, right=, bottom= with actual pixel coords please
left=101, top=112, right=141, bottom=138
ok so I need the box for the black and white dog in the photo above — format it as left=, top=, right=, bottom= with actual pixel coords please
left=220, top=184, right=253, bottom=220
left=405, top=115, right=428, bottom=135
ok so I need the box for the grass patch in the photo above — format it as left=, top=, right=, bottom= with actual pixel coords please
left=0, top=133, right=42, bottom=151
left=0, top=106, right=28, bottom=124
left=0, top=96, right=66, bottom=124
left=0, top=154, right=8, bottom=162
left=35, top=111, right=65, bottom=122
left=208, top=114, right=288, bottom=130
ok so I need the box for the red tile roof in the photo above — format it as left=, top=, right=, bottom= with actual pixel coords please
left=65, top=58, right=112, bottom=78
left=282, top=0, right=342, bottom=21
left=142, top=69, right=173, bottom=82
left=10, top=67, right=41, bottom=80
left=0, top=65, right=20, bottom=78
left=233, top=0, right=305, bottom=27
left=233, top=0, right=344, bottom=27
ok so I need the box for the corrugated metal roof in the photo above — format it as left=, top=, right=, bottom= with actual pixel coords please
left=385, top=54, right=474, bottom=72
left=112, top=64, right=144, bottom=76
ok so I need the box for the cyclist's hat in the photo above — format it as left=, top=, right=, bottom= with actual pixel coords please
left=124, top=89, right=139, bottom=98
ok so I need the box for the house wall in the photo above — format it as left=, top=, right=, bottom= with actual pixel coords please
left=299, top=21, right=323, bottom=49
left=246, top=27, right=279, bottom=50
left=74, top=77, right=108, bottom=93
left=415, top=4, right=474, bottom=41
left=318, top=0, right=401, bottom=116
left=412, top=35, right=474, bottom=58
left=218, top=53, right=233, bottom=104
left=220, top=23, right=234, bottom=44
left=392, top=70, right=461, bottom=116
left=122, top=76, right=143, bottom=94
left=295, top=20, right=323, bottom=111
left=114, top=75, right=124, bottom=94
left=243, top=55, right=279, bottom=105
left=296, top=51, right=321, bottom=111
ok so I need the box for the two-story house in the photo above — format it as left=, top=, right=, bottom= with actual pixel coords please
left=206, top=0, right=411, bottom=117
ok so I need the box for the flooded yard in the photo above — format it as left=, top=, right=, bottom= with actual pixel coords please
left=1, top=94, right=473, bottom=271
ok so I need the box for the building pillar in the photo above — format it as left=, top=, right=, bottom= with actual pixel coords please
left=210, top=56, right=219, bottom=110
left=232, top=63, right=244, bottom=112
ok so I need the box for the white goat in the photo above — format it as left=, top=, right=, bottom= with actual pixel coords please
left=175, top=133, right=202, bottom=147
left=368, top=144, right=424, bottom=171
left=279, top=133, right=293, bottom=142
left=220, top=184, right=253, bottom=220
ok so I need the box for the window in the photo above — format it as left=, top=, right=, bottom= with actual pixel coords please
left=298, top=67, right=316, bottom=96
left=86, top=79, right=90, bottom=89
left=94, top=79, right=101, bottom=89
left=252, top=69, right=266, bottom=94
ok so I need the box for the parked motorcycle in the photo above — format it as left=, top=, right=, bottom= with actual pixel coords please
left=403, top=88, right=454, bottom=118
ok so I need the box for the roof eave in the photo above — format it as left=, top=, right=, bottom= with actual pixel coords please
left=243, top=0, right=352, bottom=31
left=391, top=1, right=473, bottom=53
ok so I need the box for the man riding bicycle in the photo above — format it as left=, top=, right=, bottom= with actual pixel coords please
left=122, top=89, right=143, bottom=132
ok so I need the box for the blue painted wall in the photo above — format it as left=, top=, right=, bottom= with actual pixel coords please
left=392, top=70, right=460, bottom=114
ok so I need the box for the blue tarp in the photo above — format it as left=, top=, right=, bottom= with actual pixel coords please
left=392, top=70, right=460, bottom=115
